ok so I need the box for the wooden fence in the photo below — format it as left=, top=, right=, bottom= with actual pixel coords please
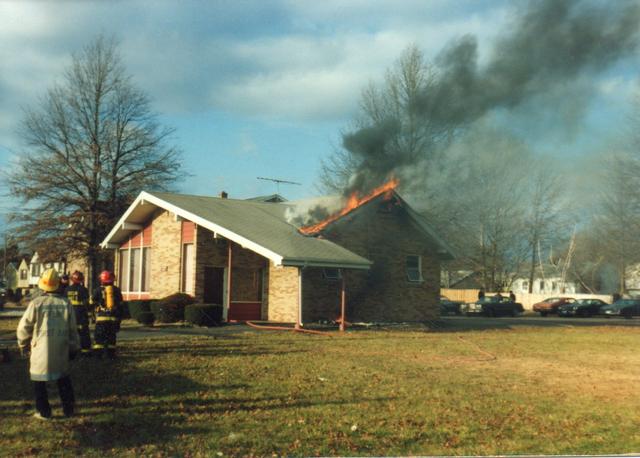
left=441, top=289, right=613, bottom=310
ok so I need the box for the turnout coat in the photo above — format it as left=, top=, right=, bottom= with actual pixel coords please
left=17, top=293, right=79, bottom=381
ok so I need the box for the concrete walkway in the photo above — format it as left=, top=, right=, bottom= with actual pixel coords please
left=117, top=321, right=261, bottom=340
left=0, top=308, right=25, bottom=318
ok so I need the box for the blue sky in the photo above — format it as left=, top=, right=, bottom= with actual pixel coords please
left=0, top=0, right=638, bottom=224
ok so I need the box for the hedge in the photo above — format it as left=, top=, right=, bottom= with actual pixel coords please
left=185, top=304, right=223, bottom=327
left=119, top=301, right=131, bottom=319
left=150, top=302, right=179, bottom=323
left=152, top=293, right=197, bottom=323
left=137, top=311, right=155, bottom=326
left=127, top=300, right=153, bottom=320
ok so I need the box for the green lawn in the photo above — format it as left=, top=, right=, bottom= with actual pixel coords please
left=1, top=318, right=639, bottom=456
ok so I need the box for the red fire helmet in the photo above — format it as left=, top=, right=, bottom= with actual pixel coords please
left=71, top=270, right=84, bottom=285
left=99, top=270, right=115, bottom=285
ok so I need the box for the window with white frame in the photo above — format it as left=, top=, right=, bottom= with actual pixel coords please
left=539, top=280, right=545, bottom=291
left=522, top=280, right=529, bottom=291
left=323, top=268, right=342, bottom=280
left=119, top=247, right=150, bottom=293
left=142, top=248, right=151, bottom=292
left=181, top=243, right=194, bottom=295
left=119, top=249, right=130, bottom=290
left=130, top=248, right=141, bottom=291
left=406, top=255, right=423, bottom=282
left=20, top=269, right=28, bottom=280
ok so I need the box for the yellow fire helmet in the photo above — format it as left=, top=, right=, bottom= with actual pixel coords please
left=38, top=268, right=61, bottom=292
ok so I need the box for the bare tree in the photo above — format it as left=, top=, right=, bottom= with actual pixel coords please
left=594, top=153, right=640, bottom=293
left=6, top=36, right=184, bottom=290
left=524, top=159, right=568, bottom=292
left=441, top=127, right=531, bottom=291
left=318, top=45, right=451, bottom=194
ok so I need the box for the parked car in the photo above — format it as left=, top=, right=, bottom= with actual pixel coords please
left=439, top=296, right=463, bottom=315
left=600, top=299, right=640, bottom=319
left=532, top=297, right=575, bottom=316
left=462, top=295, right=524, bottom=317
left=558, top=298, right=608, bottom=317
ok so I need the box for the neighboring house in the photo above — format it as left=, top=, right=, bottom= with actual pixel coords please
left=624, top=263, right=640, bottom=295
left=442, top=270, right=483, bottom=289
left=101, top=190, right=454, bottom=324
left=245, top=194, right=288, bottom=203
left=3, top=262, right=18, bottom=291
left=28, top=252, right=67, bottom=287
left=511, top=264, right=582, bottom=295
left=16, top=258, right=30, bottom=291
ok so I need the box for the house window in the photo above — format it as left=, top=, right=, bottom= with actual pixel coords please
left=31, top=264, right=40, bottom=277
left=142, top=248, right=151, bottom=292
left=130, top=248, right=141, bottom=291
left=120, top=247, right=150, bottom=293
left=406, top=255, right=423, bottom=282
left=20, top=269, right=28, bottom=280
left=539, top=280, right=545, bottom=291
left=323, top=268, right=342, bottom=281
left=182, top=243, right=194, bottom=295
left=522, top=280, right=529, bottom=291
left=551, top=281, right=557, bottom=291
left=119, top=249, right=130, bottom=291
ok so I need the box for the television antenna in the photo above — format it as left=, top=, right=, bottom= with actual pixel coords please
left=257, top=177, right=301, bottom=194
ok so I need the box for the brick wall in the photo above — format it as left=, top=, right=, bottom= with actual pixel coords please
left=194, top=226, right=227, bottom=302
left=268, top=264, right=299, bottom=322
left=303, top=197, right=440, bottom=322
left=301, top=268, right=342, bottom=322
left=149, top=210, right=182, bottom=298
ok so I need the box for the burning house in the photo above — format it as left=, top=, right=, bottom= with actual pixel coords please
left=100, top=182, right=454, bottom=324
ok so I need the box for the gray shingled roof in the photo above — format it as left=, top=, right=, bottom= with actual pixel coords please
left=107, top=191, right=372, bottom=269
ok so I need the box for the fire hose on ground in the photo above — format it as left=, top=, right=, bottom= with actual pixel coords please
left=245, top=321, right=334, bottom=337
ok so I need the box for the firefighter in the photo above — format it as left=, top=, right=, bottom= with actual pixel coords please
left=91, top=270, right=123, bottom=359
left=59, top=274, right=70, bottom=293
left=17, top=268, right=78, bottom=419
left=65, top=271, right=92, bottom=356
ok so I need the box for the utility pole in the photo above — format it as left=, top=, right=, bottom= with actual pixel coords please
left=2, top=232, right=6, bottom=283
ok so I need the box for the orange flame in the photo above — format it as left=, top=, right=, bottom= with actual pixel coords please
left=299, top=177, right=399, bottom=235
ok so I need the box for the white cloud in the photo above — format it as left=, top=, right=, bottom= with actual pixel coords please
left=0, top=2, right=61, bottom=38
left=233, top=132, right=258, bottom=158
left=598, top=76, right=639, bottom=100
left=0, top=0, right=510, bottom=131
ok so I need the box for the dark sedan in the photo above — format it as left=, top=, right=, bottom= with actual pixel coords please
left=600, top=299, right=640, bottom=319
left=462, top=295, right=524, bottom=317
left=558, top=298, right=608, bottom=317
left=439, top=296, right=462, bottom=315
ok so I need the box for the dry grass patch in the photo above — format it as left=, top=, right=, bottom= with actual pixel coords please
left=0, top=318, right=639, bottom=456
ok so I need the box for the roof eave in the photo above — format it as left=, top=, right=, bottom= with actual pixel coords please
left=282, top=258, right=372, bottom=270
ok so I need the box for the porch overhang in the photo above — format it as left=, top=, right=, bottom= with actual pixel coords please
left=282, top=259, right=371, bottom=270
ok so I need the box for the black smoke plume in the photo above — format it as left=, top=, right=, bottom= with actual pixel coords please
left=342, top=0, right=640, bottom=195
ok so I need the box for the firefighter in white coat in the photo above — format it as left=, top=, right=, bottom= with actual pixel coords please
left=17, top=268, right=79, bottom=419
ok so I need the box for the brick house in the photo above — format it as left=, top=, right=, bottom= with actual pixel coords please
left=101, top=190, right=454, bottom=324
